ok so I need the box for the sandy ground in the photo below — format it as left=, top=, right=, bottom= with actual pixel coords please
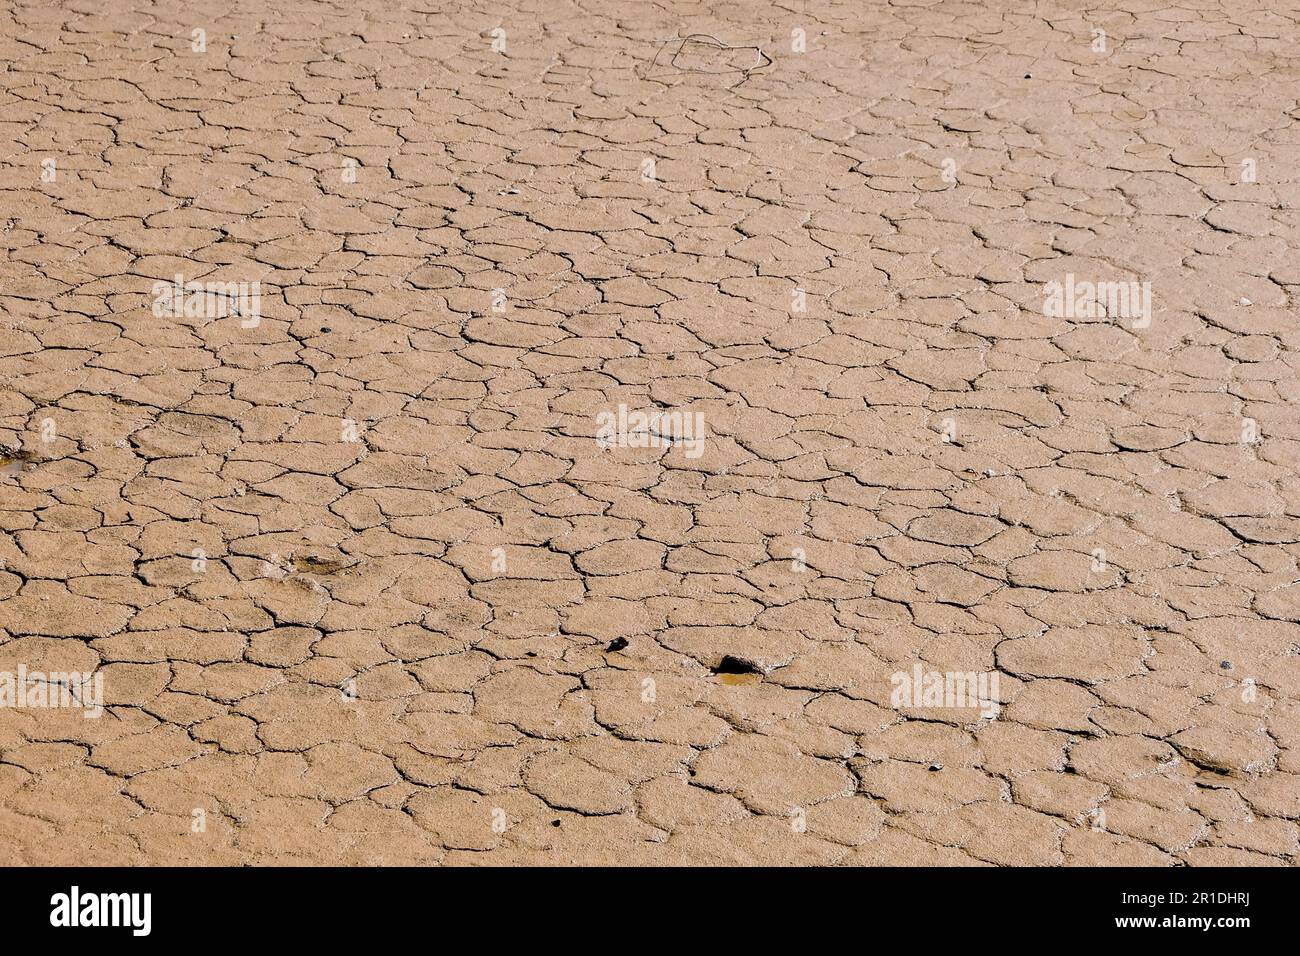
left=1, top=0, right=1298, bottom=866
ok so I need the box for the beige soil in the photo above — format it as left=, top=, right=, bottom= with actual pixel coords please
left=0, top=0, right=1298, bottom=866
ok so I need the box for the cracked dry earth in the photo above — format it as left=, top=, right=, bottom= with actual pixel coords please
left=1, top=0, right=1299, bottom=869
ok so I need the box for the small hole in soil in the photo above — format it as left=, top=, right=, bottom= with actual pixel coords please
left=712, top=656, right=762, bottom=685
left=714, top=656, right=760, bottom=675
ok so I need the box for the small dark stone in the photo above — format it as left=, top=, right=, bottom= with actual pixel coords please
left=551, top=819, right=562, bottom=827
left=607, top=637, right=629, bottom=653
left=1220, top=660, right=1233, bottom=670
left=320, top=327, right=332, bottom=333
left=928, top=763, right=943, bottom=772
left=1024, top=73, right=1031, bottom=79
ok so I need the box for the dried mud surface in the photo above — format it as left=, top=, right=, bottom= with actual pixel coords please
left=1, top=0, right=1299, bottom=866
